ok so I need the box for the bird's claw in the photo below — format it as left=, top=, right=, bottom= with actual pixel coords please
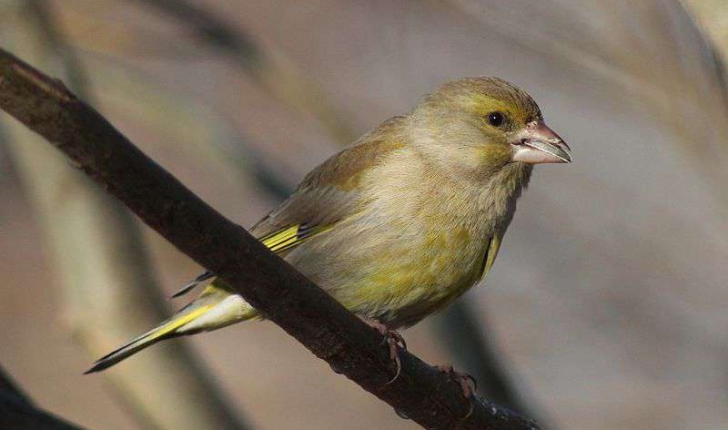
left=382, top=332, right=406, bottom=385
left=434, top=364, right=477, bottom=420
left=359, top=317, right=407, bottom=386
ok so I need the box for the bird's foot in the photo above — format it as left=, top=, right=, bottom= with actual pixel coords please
left=434, top=364, right=477, bottom=419
left=359, top=316, right=407, bottom=385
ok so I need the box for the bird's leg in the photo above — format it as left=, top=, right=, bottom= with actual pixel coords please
left=358, top=316, right=407, bottom=384
left=434, top=364, right=477, bottom=419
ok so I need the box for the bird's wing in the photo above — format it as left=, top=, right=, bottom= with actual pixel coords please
left=250, top=116, right=407, bottom=237
left=172, top=117, right=408, bottom=298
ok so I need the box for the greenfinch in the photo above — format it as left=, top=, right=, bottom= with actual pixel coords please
left=87, top=77, right=571, bottom=372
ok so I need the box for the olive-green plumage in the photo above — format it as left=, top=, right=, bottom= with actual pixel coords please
left=87, top=77, right=571, bottom=373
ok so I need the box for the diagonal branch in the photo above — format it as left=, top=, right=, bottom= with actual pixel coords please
left=0, top=47, right=541, bottom=430
left=0, top=397, right=88, bottom=430
left=0, top=364, right=32, bottom=406
left=0, top=363, right=87, bottom=430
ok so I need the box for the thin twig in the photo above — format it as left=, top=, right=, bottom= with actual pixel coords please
left=0, top=47, right=542, bottom=430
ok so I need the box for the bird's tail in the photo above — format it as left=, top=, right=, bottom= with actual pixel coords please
left=85, top=282, right=256, bottom=373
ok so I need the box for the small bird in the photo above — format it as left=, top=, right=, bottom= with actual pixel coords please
left=87, top=77, right=571, bottom=373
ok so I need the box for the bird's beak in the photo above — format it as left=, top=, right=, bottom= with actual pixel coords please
left=510, top=121, right=572, bottom=164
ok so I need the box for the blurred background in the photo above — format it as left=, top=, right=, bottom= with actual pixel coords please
left=0, top=1, right=727, bottom=429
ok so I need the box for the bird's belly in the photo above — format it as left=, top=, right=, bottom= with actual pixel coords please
left=358, top=244, right=486, bottom=327
left=290, top=224, right=490, bottom=328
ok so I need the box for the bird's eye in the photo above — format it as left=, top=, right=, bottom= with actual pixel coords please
left=486, top=112, right=505, bottom=127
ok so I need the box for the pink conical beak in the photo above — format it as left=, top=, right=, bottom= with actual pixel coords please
left=510, top=121, right=571, bottom=164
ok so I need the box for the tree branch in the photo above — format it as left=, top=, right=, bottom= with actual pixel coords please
left=0, top=398, right=88, bottom=430
left=0, top=47, right=541, bottom=430
left=0, top=364, right=87, bottom=430
left=0, top=364, right=32, bottom=406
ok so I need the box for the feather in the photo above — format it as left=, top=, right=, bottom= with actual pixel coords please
left=169, top=270, right=214, bottom=299
left=85, top=305, right=213, bottom=373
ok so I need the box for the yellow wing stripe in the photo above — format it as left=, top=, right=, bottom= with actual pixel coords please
left=261, top=225, right=299, bottom=249
left=260, top=224, right=332, bottom=254
left=270, top=236, right=299, bottom=252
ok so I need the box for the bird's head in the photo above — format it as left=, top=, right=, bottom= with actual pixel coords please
left=409, top=77, right=571, bottom=180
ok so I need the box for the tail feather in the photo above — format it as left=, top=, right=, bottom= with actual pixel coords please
left=169, top=271, right=215, bottom=299
left=84, top=305, right=212, bottom=374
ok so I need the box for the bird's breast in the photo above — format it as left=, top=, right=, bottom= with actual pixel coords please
left=286, top=149, right=526, bottom=327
